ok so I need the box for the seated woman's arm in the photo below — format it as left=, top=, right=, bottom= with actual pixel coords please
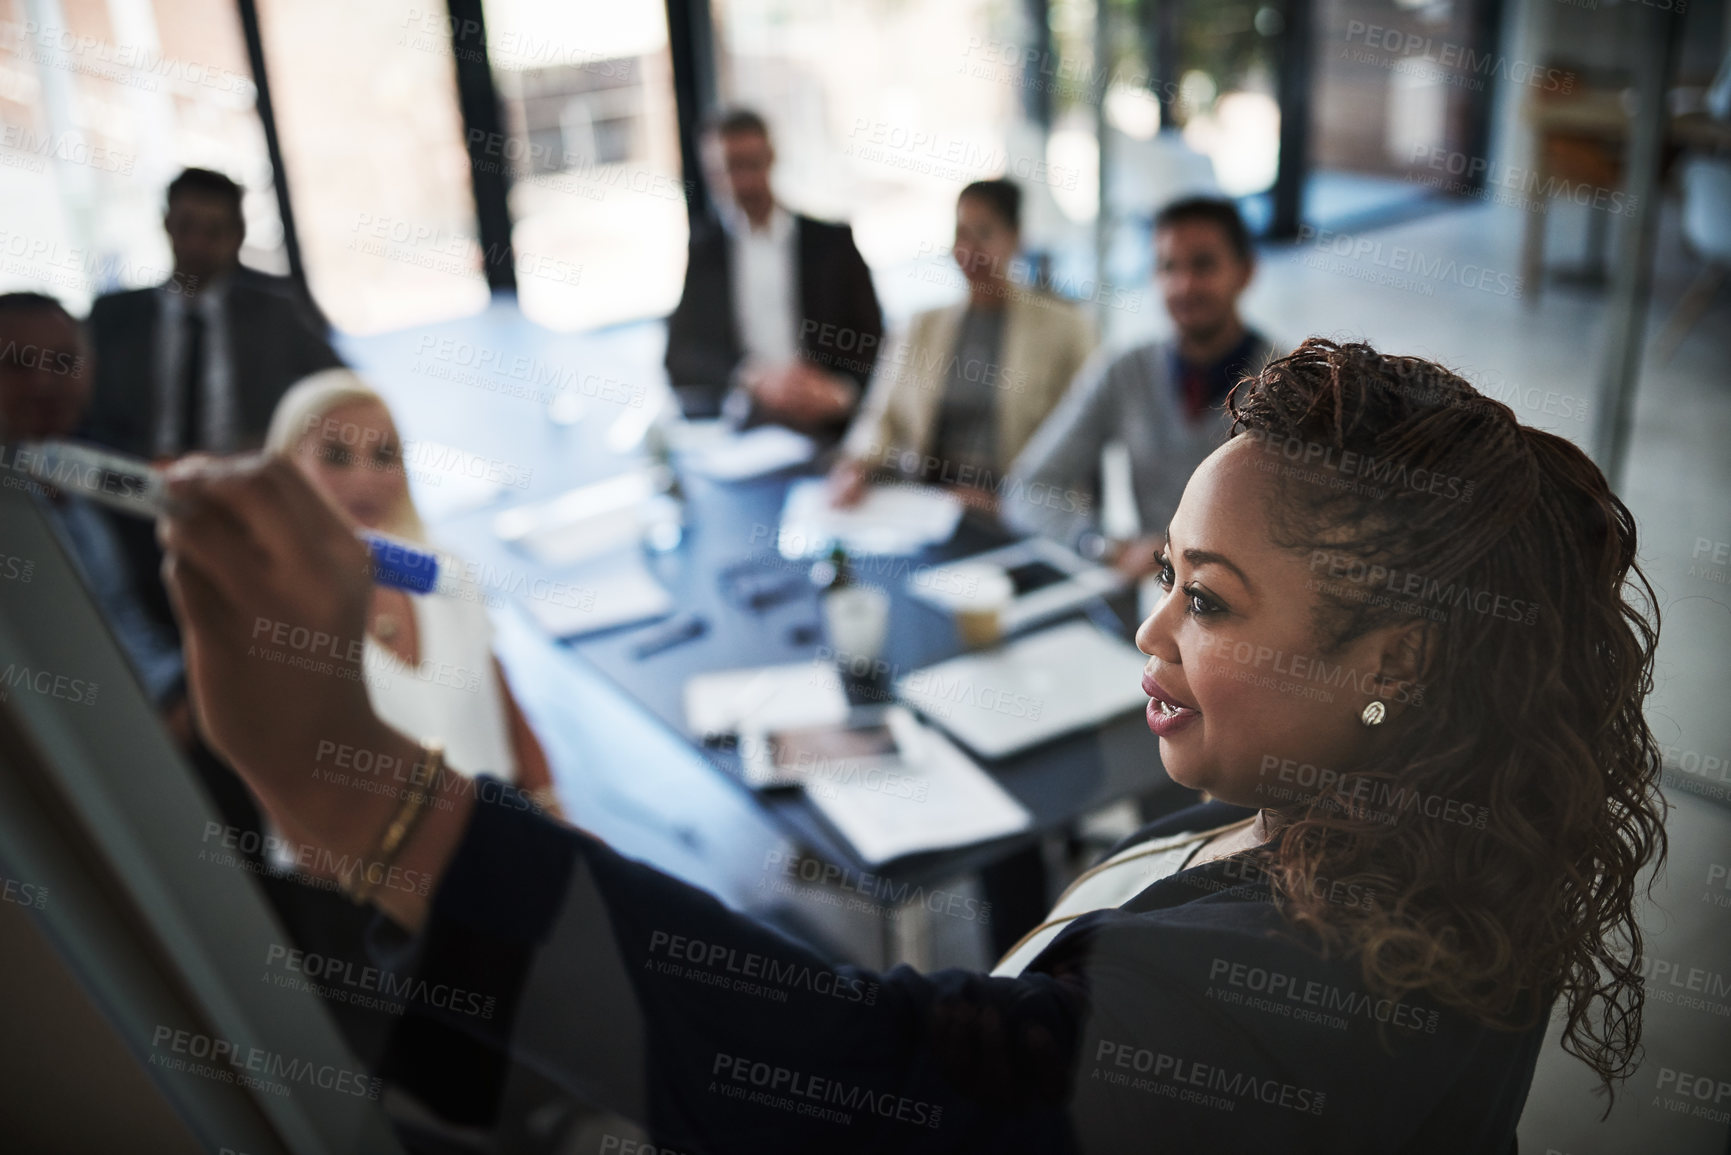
left=492, top=656, right=560, bottom=817
left=835, top=316, right=930, bottom=474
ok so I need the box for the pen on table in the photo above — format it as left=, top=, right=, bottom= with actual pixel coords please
left=631, top=613, right=707, bottom=659
left=11, top=439, right=469, bottom=598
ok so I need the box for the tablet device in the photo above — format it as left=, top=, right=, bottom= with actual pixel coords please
left=738, top=706, right=1031, bottom=864
left=741, top=706, right=901, bottom=790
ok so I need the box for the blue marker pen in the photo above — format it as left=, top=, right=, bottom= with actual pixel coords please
left=360, top=530, right=467, bottom=597
left=16, top=439, right=466, bottom=597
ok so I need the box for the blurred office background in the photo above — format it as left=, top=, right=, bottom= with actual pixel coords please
left=2, top=0, right=1729, bottom=1151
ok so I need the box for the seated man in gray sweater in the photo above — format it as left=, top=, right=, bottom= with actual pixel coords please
left=1005, top=197, right=1274, bottom=578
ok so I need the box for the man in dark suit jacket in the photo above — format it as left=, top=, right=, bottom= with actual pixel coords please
left=83, top=167, right=342, bottom=629
left=83, top=167, right=341, bottom=459
left=665, top=110, right=883, bottom=441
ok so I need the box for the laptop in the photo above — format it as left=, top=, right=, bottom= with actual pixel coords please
left=895, top=619, right=1151, bottom=759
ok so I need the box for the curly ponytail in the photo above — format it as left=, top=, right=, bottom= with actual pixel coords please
left=1226, top=338, right=1666, bottom=1101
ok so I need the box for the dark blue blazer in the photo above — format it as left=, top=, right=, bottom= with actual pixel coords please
left=374, top=789, right=1548, bottom=1153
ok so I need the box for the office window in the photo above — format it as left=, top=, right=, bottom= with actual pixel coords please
left=1311, top=0, right=1499, bottom=188
left=711, top=0, right=1042, bottom=321
left=255, top=0, right=487, bottom=334
left=483, top=0, right=688, bottom=332
left=517, top=56, right=641, bottom=172
left=0, top=0, right=275, bottom=311
left=1160, top=0, right=1283, bottom=198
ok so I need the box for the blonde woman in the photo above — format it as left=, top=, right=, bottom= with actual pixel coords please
left=264, top=369, right=558, bottom=812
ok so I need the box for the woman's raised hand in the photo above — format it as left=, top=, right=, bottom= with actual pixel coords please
left=158, top=453, right=412, bottom=865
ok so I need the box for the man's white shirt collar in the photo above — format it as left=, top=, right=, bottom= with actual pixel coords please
left=718, top=201, right=794, bottom=242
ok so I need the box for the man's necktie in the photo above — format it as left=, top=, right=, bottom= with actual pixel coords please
left=179, top=310, right=206, bottom=454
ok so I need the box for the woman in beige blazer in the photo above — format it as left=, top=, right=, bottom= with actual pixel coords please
left=830, top=180, right=1096, bottom=514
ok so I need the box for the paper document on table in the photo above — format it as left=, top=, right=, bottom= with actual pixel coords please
left=683, top=660, right=850, bottom=739
left=793, top=707, right=1031, bottom=865
left=680, top=426, right=816, bottom=480
left=405, top=440, right=514, bottom=519
left=777, top=479, right=963, bottom=557
left=493, top=469, right=663, bottom=568
left=521, top=551, right=673, bottom=639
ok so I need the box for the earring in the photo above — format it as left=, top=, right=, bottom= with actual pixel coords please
left=1360, top=700, right=1386, bottom=728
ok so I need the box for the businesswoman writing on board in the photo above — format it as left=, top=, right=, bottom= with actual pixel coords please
left=160, top=338, right=1665, bottom=1153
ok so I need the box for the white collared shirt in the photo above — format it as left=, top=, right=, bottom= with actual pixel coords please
left=153, top=276, right=236, bottom=456
left=722, top=203, right=799, bottom=368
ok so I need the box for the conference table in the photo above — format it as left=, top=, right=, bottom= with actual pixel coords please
left=568, top=465, right=1171, bottom=893
left=360, top=316, right=1181, bottom=967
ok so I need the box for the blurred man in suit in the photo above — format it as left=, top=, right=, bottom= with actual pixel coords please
left=83, top=167, right=343, bottom=629
left=83, top=167, right=342, bottom=459
left=664, top=109, right=883, bottom=441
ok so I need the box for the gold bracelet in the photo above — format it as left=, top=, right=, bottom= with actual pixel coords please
left=340, top=739, right=444, bottom=905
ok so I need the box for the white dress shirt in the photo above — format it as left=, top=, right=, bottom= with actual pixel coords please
left=722, top=203, right=799, bottom=369
left=153, top=277, right=237, bottom=456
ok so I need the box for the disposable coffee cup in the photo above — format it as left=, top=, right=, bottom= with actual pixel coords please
left=946, top=565, right=1015, bottom=649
